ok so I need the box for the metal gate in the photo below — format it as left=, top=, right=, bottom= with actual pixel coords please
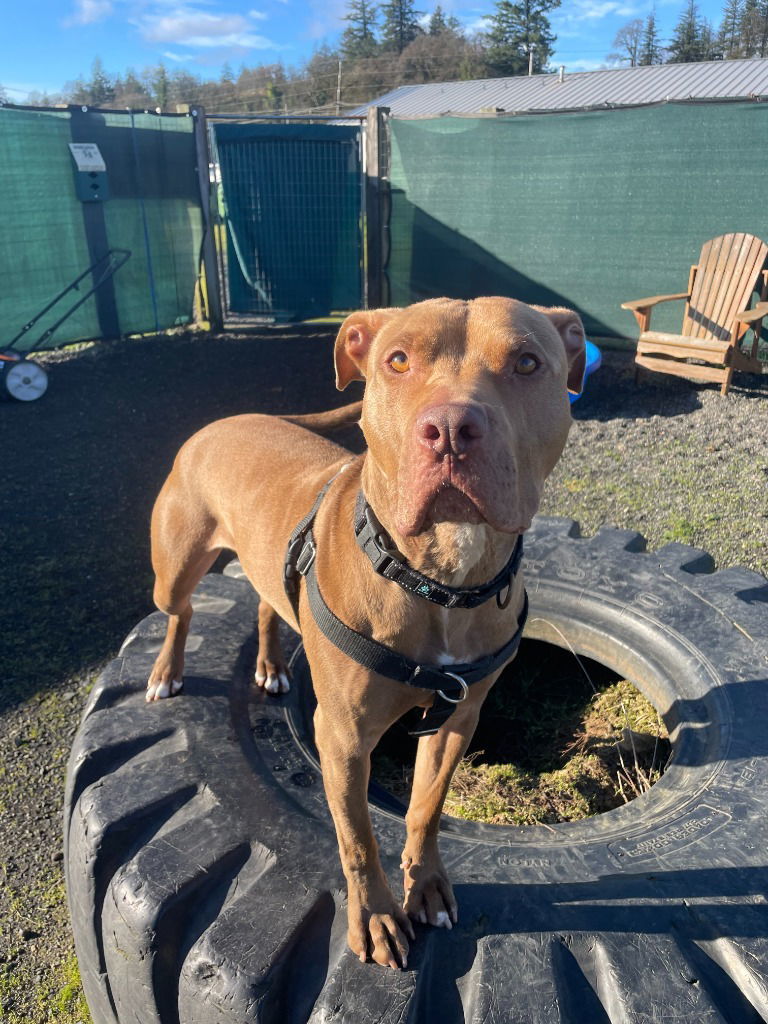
left=213, top=122, right=364, bottom=322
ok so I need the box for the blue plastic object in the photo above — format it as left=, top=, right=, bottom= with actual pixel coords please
left=570, top=339, right=602, bottom=403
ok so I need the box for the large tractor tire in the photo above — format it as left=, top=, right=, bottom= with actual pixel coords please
left=65, top=517, right=768, bottom=1023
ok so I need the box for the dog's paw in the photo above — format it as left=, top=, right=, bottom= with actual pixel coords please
left=347, top=888, right=415, bottom=970
left=255, top=659, right=290, bottom=695
left=146, top=679, right=183, bottom=702
left=402, top=858, right=458, bottom=929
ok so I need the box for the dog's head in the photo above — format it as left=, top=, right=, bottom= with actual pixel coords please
left=334, top=297, right=585, bottom=538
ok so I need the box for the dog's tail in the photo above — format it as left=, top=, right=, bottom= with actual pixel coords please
left=281, top=400, right=363, bottom=436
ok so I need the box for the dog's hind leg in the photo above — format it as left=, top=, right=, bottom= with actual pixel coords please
left=147, top=486, right=221, bottom=701
left=255, top=601, right=290, bottom=694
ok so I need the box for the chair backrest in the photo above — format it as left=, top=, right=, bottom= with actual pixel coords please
left=683, top=233, right=768, bottom=342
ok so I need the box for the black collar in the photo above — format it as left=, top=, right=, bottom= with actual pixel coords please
left=353, top=491, right=523, bottom=610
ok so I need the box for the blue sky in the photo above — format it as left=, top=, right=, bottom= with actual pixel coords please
left=2, top=0, right=730, bottom=101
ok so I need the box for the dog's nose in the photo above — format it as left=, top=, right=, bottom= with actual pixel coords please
left=416, top=403, right=488, bottom=457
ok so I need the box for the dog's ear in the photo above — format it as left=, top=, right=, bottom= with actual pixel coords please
left=535, top=306, right=587, bottom=396
left=334, top=309, right=400, bottom=390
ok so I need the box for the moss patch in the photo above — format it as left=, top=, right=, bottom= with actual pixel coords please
left=371, top=641, right=670, bottom=826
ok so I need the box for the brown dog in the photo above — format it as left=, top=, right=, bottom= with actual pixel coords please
left=146, top=297, right=585, bottom=970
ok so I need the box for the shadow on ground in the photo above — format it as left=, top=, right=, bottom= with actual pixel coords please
left=0, top=327, right=363, bottom=711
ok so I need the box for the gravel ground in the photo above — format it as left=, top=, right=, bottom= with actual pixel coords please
left=0, top=330, right=766, bottom=1022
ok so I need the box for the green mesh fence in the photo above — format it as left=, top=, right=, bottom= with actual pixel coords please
left=388, top=103, right=768, bottom=340
left=215, top=123, right=362, bottom=321
left=0, top=106, right=203, bottom=353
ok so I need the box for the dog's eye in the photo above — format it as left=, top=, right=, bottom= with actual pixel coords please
left=389, top=351, right=410, bottom=373
left=515, top=353, right=540, bottom=376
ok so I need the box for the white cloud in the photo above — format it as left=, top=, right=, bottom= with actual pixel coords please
left=138, top=7, right=279, bottom=49
left=162, top=50, right=195, bottom=60
left=66, top=0, right=114, bottom=25
left=462, top=15, right=491, bottom=33
left=558, top=0, right=640, bottom=22
left=248, top=8, right=268, bottom=19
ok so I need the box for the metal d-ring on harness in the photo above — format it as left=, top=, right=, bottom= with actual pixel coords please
left=284, top=472, right=528, bottom=737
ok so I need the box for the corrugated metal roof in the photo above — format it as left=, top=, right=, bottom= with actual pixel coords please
left=347, top=58, right=768, bottom=116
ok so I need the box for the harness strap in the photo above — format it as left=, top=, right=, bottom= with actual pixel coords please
left=302, top=549, right=528, bottom=735
left=353, top=491, right=523, bottom=609
left=284, top=467, right=350, bottom=614
left=283, top=473, right=528, bottom=736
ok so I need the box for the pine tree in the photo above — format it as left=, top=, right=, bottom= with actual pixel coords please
left=341, top=0, right=379, bottom=58
left=638, top=10, right=664, bottom=64
left=147, top=65, right=170, bottom=110
left=756, top=0, right=768, bottom=55
left=484, top=0, right=560, bottom=76
left=88, top=57, right=115, bottom=105
left=381, top=0, right=423, bottom=53
left=739, top=0, right=768, bottom=55
left=667, top=0, right=714, bottom=62
left=429, top=5, right=462, bottom=35
left=718, top=0, right=744, bottom=56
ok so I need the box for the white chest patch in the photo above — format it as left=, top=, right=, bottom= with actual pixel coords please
left=447, top=523, right=489, bottom=585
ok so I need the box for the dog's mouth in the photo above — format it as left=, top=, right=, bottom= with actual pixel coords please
left=395, top=464, right=530, bottom=538
left=424, top=485, right=484, bottom=527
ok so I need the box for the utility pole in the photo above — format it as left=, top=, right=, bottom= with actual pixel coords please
left=528, top=46, right=534, bottom=75
left=336, top=59, right=342, bottom=116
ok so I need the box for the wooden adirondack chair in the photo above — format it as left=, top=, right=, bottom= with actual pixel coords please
left=622, top=233, right=768, bottom=395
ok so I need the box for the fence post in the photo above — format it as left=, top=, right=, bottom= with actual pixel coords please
left=192, top=106, right=223, bottom=331
left=365, top=106, right=389, bottom=309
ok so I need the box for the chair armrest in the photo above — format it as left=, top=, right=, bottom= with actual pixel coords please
left=621, top=293, right=690, bottom=312
left=734, top=302, right=768, bottom=324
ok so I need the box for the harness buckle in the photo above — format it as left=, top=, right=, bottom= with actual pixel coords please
left=362, top=534, right=393, bottom=575
left=296, top=535, right=317, bottom=577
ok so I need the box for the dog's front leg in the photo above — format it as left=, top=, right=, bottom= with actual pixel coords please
left=314, top=701, right=415, bottom=969
left=401, top=678, right=497, bottom=929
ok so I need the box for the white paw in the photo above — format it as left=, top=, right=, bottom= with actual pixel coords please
left=256, top=671, right=290, bottom=694
left=146, top=679, right=183, bottom=702
left=265, top=674, right=280, bottom=694
left=435, top=910, right=452, bottom=930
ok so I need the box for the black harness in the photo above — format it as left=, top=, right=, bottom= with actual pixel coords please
left=284, top=472, right=528, bottom=736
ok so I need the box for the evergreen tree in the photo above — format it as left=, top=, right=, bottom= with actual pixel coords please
left=429, top=5, right=462, bottom=35
left=667, top=0, right=714, bottom=62
left=718, top=0, right=744, bottom=56
left=739, top=0, right=768, bottom=55
left=88, top=57, right=115, bottom=105
left=381, top=0, right=423, bottom=53
left=147, top=64, right=170, bottom=109
left=484, top=0, right=560, bottom=76
left=116, top=68, right=152, bottom=107
left=341, top=0, right=379, bottom=57
left=638, top=10, right=664, bottom=64
left=756, top=0, right=768, bottom=56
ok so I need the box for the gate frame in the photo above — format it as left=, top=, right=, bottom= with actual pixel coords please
left=206, top=112, right=388, bottom=321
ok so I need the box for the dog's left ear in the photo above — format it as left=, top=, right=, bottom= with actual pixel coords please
left=334, top=308, right=401, bottom=390
left=536, top=306, right=587, bottom=396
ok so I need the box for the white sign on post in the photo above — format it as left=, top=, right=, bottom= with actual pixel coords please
left=68, top=143, right=106, bottom=173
